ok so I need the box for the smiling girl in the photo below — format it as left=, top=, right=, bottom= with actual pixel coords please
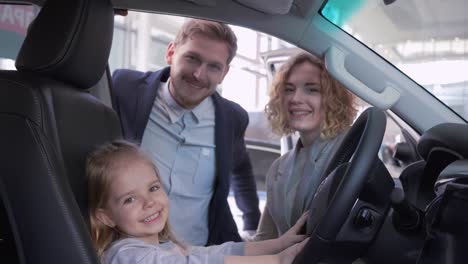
left=87, top=140, right=308, bottom=264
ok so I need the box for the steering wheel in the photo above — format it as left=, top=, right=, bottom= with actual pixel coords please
left=294, top=107, right=387, bottom=263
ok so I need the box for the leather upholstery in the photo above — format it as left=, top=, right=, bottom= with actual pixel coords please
left=0, top=0, right=120, bottom=263
left=16, top=0, right=114, bottom=88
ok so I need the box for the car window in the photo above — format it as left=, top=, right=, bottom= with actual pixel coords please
left=0, top=4, right=40, bottom=70
left=109, top=12, right=290, bottom=192
left=109, top=12, right=297, bottom=231
left=108, top=12, right=422, bottom=233
left=321, top=0, right=468, bottom=122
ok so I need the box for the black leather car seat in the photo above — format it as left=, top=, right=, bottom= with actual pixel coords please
left=0, top=0, right=121, bottom=263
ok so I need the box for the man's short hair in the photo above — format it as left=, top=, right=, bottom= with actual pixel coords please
left=174, top=18, right=238, bottom=65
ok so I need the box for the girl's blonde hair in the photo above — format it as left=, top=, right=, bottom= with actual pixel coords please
left=265, top=52, right=357, bottom=139
left=87, top=140, right=183, bottom=257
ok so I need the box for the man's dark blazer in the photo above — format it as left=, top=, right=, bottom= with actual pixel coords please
left=111, top=67, right=260, bottom=245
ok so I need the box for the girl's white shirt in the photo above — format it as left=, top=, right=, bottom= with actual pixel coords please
left=103, top=238, right=245, bottom=264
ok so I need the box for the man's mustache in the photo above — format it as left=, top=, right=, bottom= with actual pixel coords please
left=183, top=77, right=208, bottom=88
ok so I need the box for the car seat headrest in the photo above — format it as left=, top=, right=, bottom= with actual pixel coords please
left=15, top=0, right=114, bottom=89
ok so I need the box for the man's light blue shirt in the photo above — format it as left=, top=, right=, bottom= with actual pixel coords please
left=141, top=79, right=216, bottom=246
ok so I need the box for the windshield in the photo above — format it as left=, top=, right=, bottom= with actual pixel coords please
left=321, top=0, right=468, bottom=121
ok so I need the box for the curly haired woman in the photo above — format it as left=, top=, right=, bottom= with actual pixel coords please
left=254, top=52, right=357, bottom=240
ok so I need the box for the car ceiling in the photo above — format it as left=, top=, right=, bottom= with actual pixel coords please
left=12, top=0, right=466, bottom=61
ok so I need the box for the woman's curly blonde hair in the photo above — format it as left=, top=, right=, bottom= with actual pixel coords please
left=265, top=52, right=357, bottom=139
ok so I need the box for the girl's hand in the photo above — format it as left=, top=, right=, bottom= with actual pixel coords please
left=278, top=211, right=309, bottom=249
left=278, top=237, right=309, bottom=264
left=243, top=211, right=309, bottom=257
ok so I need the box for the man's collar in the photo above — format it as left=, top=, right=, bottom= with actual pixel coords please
left=161, top=79, right=213, bottom=124
left=161, top=78, right=185, bottom=124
